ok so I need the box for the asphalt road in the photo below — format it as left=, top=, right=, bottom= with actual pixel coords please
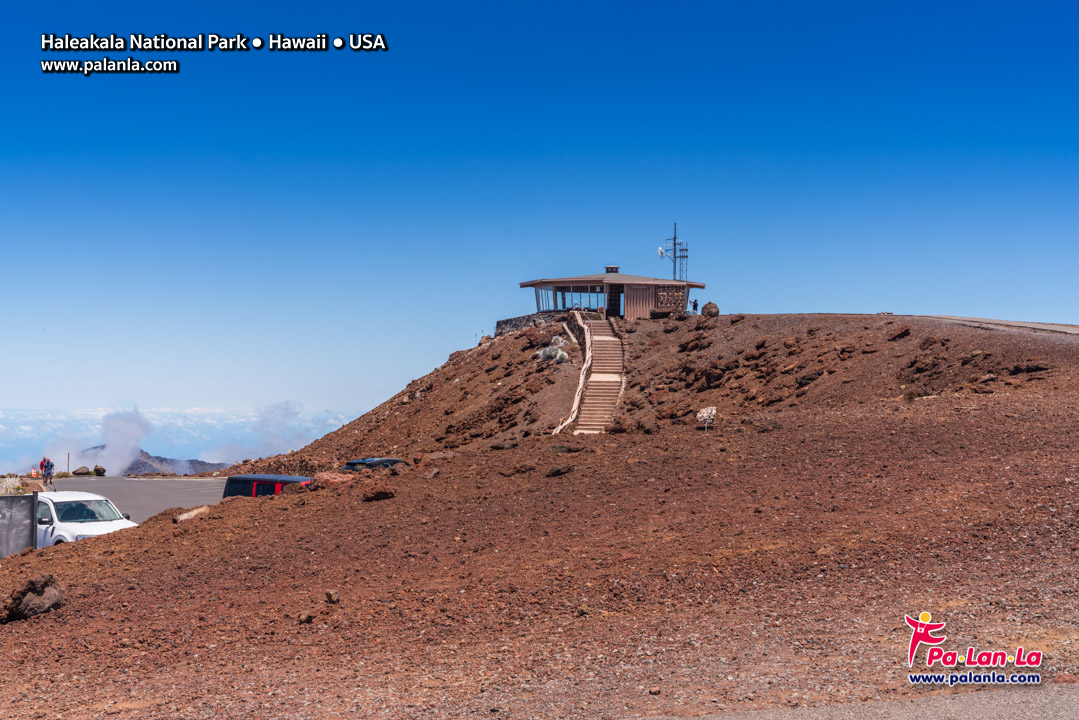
left=51, top=476, right=226, bottom=523
left=640, top=686, right=1078, bottom=719
left=920, top=316, right=1079, bottom=335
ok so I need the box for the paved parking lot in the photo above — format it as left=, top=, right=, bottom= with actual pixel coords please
left=51, top=476, right=226, bottom=523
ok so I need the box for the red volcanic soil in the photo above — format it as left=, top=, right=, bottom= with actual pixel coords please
left=1, top=314, right=1077, bottom=719
left=226, top=322, right=581, bottom=476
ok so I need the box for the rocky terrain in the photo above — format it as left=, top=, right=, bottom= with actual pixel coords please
left=0, top=314, right=1076, bottom=719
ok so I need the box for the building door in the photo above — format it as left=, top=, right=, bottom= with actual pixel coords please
left=625, top=285, right=654, bottom=321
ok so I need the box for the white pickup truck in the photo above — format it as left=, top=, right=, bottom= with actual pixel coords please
left=35, top=491, right=137, bottom=547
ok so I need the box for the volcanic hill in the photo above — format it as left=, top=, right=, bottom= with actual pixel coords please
left=2, top=314, right=1077, bottom=719
left=82, top=445, right=229, bottom=476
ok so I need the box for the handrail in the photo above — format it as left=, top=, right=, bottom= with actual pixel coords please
left=553, top=311, right=592, bottom=434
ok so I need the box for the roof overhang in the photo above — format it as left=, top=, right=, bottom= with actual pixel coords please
left=521, top=273, right=704, bottom=289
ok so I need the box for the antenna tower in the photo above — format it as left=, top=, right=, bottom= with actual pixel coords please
left=657, top=222, right=688, bottom=281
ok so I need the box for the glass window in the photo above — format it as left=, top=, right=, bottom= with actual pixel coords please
left=37, top=502, right=53, bottom=523
left=223, top=479, right=254, bottom=497
left=254, top=482, right=278, bottom=497
left=54, top=500, right=122, bottom=523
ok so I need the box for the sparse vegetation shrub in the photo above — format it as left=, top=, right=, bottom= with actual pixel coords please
left=0, top=477, right=27, bottom=495
left=55, top=472, right=73, bottom=479
left=697, top=406, right=717, bottom=431
left=535, top=346, right=569, bottom=363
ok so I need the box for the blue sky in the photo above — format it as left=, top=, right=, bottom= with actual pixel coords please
left=2, top=1, right=1077, bottom=469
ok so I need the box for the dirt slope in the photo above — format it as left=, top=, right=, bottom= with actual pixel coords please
left=1, top=314, right=1077, bottom=719
left=230, top=323, right=581, bottom=475
left=613, top=313, right=1072, bottom=428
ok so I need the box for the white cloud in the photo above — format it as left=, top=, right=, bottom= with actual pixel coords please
left=0, top=404, right=349, bottom=473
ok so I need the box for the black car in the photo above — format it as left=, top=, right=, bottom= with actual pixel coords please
left=341, top=457, right=409, bottom=472
left=222, top=474, right=312, bottom=498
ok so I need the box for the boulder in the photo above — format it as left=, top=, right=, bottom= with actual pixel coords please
left=729, top=314, right=746, bottom=325
left=0, top=575, right=64, bottom=624
left=310, top=472, right=354, bottom=490
left=701, top=302, right=720, bottom=317
left=173, top=506, right=210, bottom=523
left=887, top=326, right=911, bottom=341
left=1009, top=363, right=1050, bottom=375
left=361, top=486, right=395, bottom=502
left=544, top=465, right=574, bottom=478
left=635, top=411, right=659, bottom=435
left=678, top=333, right=713, bottom=353
left=72, top=466, right=91, bottom=476
left=521, top=327, right=547, bottom=349
left=93, top=465, right=106, bottom=476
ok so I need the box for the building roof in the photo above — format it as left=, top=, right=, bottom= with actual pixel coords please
left=38, top=491, right=110, bottom=501
left=520, top=271, right=705, bottom=289
left=227, top=474, right=312, bottom=482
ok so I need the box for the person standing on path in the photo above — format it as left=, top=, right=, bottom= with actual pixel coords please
left=44, top=458, right=55, bottom=489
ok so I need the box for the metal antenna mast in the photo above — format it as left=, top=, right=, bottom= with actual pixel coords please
left=657, top=222, right=688, bottom=281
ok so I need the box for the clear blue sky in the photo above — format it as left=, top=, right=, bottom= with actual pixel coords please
left=1, top=1, right=1077, bottom=457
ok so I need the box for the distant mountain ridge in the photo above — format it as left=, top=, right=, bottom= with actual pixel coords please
left=84, top=446, right=229, bottom=476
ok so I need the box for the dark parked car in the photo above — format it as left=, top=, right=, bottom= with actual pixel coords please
left=341, top=457, right=409, bottom=471
left=222, top=474, right=312, bottom=499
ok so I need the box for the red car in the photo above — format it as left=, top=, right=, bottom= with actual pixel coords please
left=221, top=474, right=312, bottom=498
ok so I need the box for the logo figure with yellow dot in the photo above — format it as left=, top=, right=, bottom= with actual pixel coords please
left=904, top=611, right=947, bottom=667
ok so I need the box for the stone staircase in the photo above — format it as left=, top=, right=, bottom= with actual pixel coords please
left=574, top=319, right=624, bottom=434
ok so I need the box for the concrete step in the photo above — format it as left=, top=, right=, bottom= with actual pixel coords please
left=569, top=321, right=624, bottom=434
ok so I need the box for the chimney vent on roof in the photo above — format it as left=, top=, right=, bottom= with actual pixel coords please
left=605, top=265, right=620, bottom=274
